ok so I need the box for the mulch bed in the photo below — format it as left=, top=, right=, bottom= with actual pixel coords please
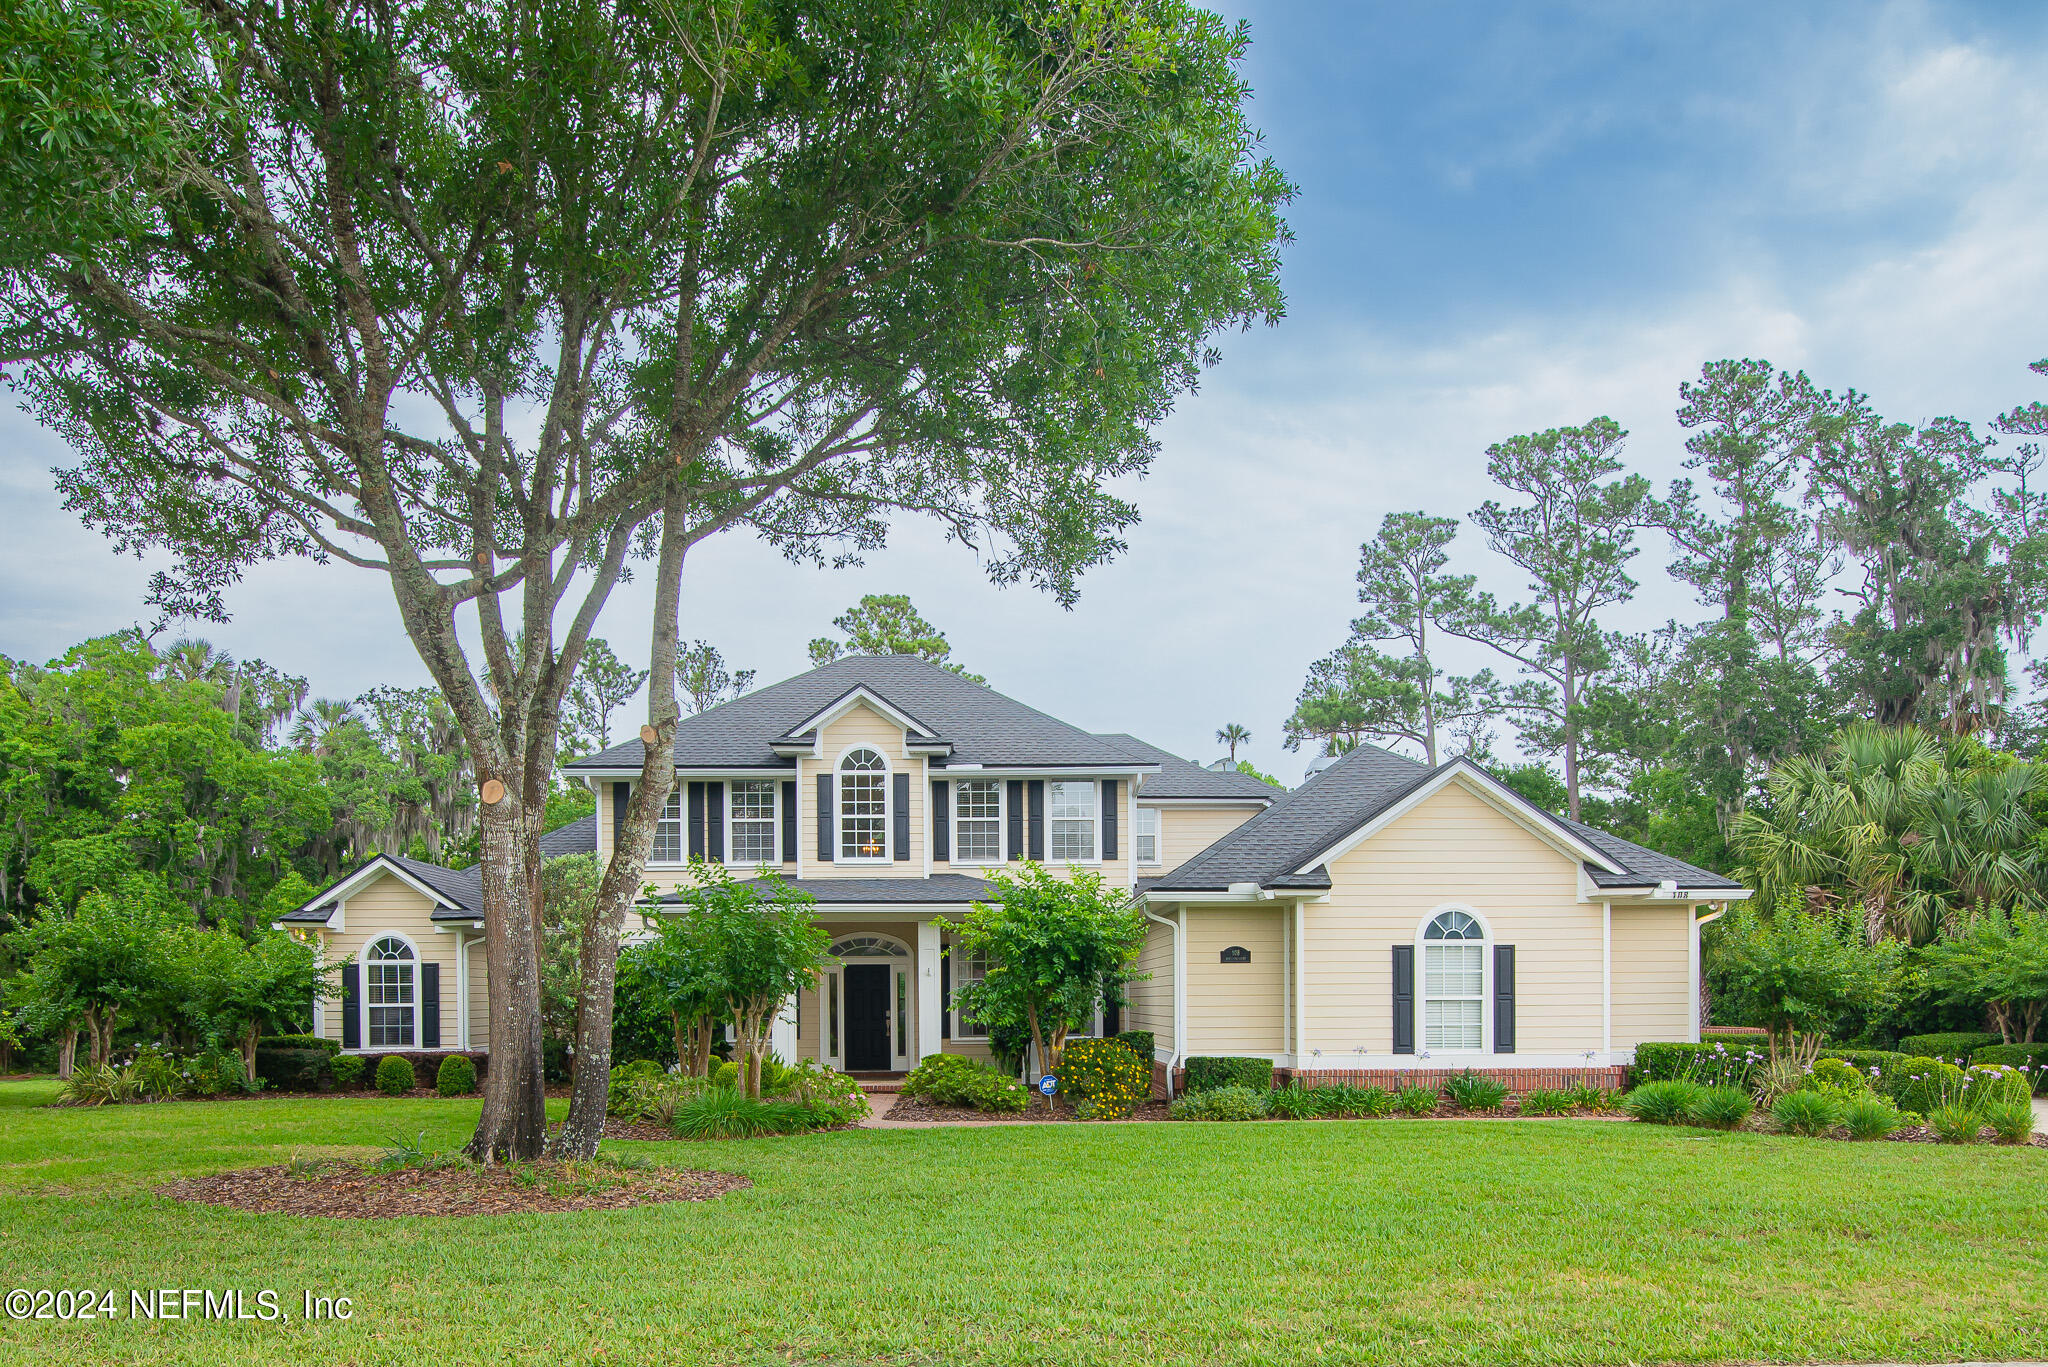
left=159, top=1161, right=749, bottom=1218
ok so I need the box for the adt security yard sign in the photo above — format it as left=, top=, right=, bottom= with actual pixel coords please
left=1038, top=1074, right=1058, bottom=1096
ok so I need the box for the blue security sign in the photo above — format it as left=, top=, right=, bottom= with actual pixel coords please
left=1037, top=1074, right=1059, bottom=1096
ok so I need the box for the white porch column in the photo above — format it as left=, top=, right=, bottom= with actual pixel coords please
left=770, top=993, right=798, bottom=1062
left=916, top=919, right=943, bottom=1061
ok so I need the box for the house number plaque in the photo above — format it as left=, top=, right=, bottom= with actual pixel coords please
left=1220, top=946, right=1251, bottom=964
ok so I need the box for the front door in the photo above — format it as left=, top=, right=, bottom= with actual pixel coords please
left=843, top=964, right=892, bottom=1071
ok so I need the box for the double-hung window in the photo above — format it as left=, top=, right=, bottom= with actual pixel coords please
left=1048, top=780, right=1097, bottom=861
left=365, top=936, right=416, bottom=1047
left=1422, top=910, right=1486, bottom=1051
left=1134, top=806, right=1160, bottom=865
left=953, top=780, right=1003, bottom=863
left=839, top=749, right=888, bottom=860
left=950, top=948, right=990, bottom=1039
left=650, top=786, right=684, bottom=863
left=728, top=780, right=778, bottom=864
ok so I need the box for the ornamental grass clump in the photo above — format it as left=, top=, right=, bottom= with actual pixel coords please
left=1926, top=1103, right=1983, bottom=1144
left=1517, top=1088, right=1575, bottom=1117
left=1983, top=1098, right=2035, bottom=1145
left=1623, top=1080, right=1705, bottom=1125
left=671, top=1086, right=812, bottom=1139
left=1392, top=1083, right=1439, bottom=1117
left=1265, top=1085, right=1327, bottom=1120
left=1443, top=1070, right=1508, bottom=1112
left=1684, top=1085, right=1753, bottom=1130
left=1770, top=1089, right=1844, bottom=1137
left=1841, top=1096, right=1905, bottom=1140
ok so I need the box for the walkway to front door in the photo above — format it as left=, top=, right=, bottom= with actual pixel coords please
left=843, top=963, right=892, bottom=1071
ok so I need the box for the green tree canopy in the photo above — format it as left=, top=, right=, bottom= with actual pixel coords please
left=1918, top=907, right=2048, bottom=1044
left=1707, top=899, right=1904, bottom=1065
left=809, top=595, right=986, bottom=684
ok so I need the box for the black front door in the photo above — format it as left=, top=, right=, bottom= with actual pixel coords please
left=843, top=964, right=892, bottom=1071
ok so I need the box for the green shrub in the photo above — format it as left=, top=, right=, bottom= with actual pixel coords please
left=1325, top=1084, right=1394, bottom=1118
left=1971, top=1042, right=2048, bottom=1091
left=1392, top=1083, right=1439, bottom=1116
left=1897, top=1032, right=1999, bottom=1062
left=1819, top=1049, right=1909, bottom=1095
left=58, top=1064, right=140, bottom=1106
left=329, top=1055, right=366, bottom=1089
left=671, top=1086, right=812, bottom=1139
left=1518, top=1088, right=1575, bottom=1117
left=1566, top=1083, right=1615, bottom=1112
left=1265, top=1085, right=1327, bottom=1120
left=777, top=1062, right=871, bottom=1125
left=1771, top=1089, right=1844, bottom=1136
left=436, top=1054, right=478, bottom=1096
left=1182, top=1056, right=1273, bottom=1093
left=1115, top=1030, right=1156, bottom=1062
left=1700, top=1030, right=1770, bottom=1048
left=1964, top=1064, right=2032, bottom=1106
left=1841, top=1095, right=1904, bottom=1140
left=1443, top=1070, right=1508, bottom=1112
left=1806, top=1057, right=1872, bottom=1096
left=901, top=1053, right=1027, bottom=1112
left=375, top=1055, right=418, bottom=1096
left=1685, top=1085, right=1754, bottom=1130
left=1633, top=1040, right=1762, bottom=1088
left=188, top=1048, right=257, bottom=1095
left=252, top=1047, right=325, bottom=1091
left=1168, top=1085, right=1268, bottom=1121
left=1057, top=1038, right=1151, bottom=1118
left=128, top=1047, right=184, bottom=1101
left=258, top=1034, right=340, bottom=1055
left=709, top=1059, right=740, bottom=1089
left=608, top=1060, right=666, bottom=1114
left=1623, top=1080, right=1706, bottom=1124
left=1891, top=1057, right=1966, bottom=1115
left=1983, top=1098, right=2035, bottom=1145
left=1926, top=1102, right=1983, bottom=1143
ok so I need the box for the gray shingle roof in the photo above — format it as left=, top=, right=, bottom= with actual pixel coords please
left=1101, top=734, right=1281, bottom=802
left=562, top=655, right=1154, bottom=771
left=650, top=873, right=998, bottom=905
left=287, top=812, right=603, bottom=924
left=1148, top=744, right=1739, bottom=894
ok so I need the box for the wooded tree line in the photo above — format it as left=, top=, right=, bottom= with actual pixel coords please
left=1287, top=356, right=2048, bottom=875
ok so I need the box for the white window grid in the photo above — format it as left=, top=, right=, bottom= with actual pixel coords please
left=729, top=780, right=778, bottom=864
left=839, top=749, right=888, bottom=860
left=651, top=786, right=685, bottom=863
left=365, top=936, right=415, bottom=1047
left=1135, top=806, right=1160, bottom=864
left=1422, top=910, right=1485, bottom=1051
left=1048, top=781, right=1097, bottom=862
left=953, top=780, right=1003, bottom=863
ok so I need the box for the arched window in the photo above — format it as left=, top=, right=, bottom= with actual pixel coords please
left=1421, top=910, right=1485, bottom=1051
left=364, top=935, right=417, bottom=1047
left=839, top=748, right=888, bottom=860
left=828, top=934, right=910, bottom=959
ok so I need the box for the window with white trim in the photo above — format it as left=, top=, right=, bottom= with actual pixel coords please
left=953, top=779, right=1002, bottom=863
left=1422, top=910, right=1485, bottom=1051
left=1135, top=806, right=1160, bottom=864
left=838, top=748, right=888, bottom=860
left=950, top=947, right=990, bottom=1039
left=651, top=786, right=684, bottom=863
left=365, top=936, right=416, bottom=1047
left=728, top=780, right=778, bottom=864
left=1048, top=780, right=1097, bottom=861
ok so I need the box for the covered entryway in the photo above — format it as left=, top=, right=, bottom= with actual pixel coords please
left=842, top=963, right=893, bottom=1071
left=817, top=932, right=914, bottom=1072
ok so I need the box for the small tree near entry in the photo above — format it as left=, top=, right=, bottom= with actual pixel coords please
left=1707, top=899, right=1903, bottom=1066
left=951, top=864, right=1148, bottom=1106
left=669, top=865, right=827, bottom=1099
left=626, top=898, right=731, bottom=1077
left=1919, top=908, right=2048, bottom=1044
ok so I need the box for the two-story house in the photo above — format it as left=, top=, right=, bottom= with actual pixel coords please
left=280, top=655, right=1746, bottom=1090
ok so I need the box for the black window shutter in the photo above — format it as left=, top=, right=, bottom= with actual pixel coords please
left=1494, top=944, right=1516, bottom=1054
left=687, top=782, right=706, bottom=859
left=940, top=951, right=951, bottom=1040
left=421, top=962, right=441, bottom=1048
left=1392, top=944, right=1414, bottom=1054
left=341, top=963, right=360, bottom=1049
left=816, top=774, right=833, bottom=861
left=1105, top=998, right=1121, bottom=1037
left=892, top=772, right=911, bottom=860
left=1102, top=779, right=1119, bottom=859
left=707, top=783, right=725, bottom=862
left=1027, top=780, right=1046, bottom=861
left=781, top=782, right=797, bottom=863
left=931, top=780, right=950, bottom=862
left=611, top=781, right=629, bottom=853
left=1006, top=780, right=1025, bottom=859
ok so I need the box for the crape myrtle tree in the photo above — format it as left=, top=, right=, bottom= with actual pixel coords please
left=1, top=0, right=1291, bottom=1158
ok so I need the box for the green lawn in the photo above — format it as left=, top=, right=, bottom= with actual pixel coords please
left=1, top=1079, right=2045, bottom=1365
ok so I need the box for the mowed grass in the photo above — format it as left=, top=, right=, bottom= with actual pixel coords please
left=0, top=1079, right=2044, bottom=1365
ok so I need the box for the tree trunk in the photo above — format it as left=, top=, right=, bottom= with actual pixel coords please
left=242, top=1021, right=261, bottom=1083
left=550, top=486, right=691, bottom=1159
left=466, top=796, right=550, bottom=1162
left=58, top=1027, right=77, bottom=1080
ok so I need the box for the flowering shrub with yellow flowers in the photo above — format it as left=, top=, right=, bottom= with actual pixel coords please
left=1057, top=1038, right=1151, bottom=1119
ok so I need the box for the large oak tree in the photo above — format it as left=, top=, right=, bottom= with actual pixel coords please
left=1, top=0, right=1291, bottom=1157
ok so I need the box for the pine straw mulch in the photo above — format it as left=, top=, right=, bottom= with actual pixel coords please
left=159, top=1158, right=749, bottom=1218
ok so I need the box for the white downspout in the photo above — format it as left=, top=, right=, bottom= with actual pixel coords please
left=1143, top=903, right=1184, bottom=1099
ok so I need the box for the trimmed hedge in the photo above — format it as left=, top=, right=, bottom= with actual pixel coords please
left=375, top=1055, right=420, bottom=1095
left=1115, top=1030, right=1156, bottom=1061
left=1819, top=1049, right=1910, bottom=1094
left=1182, top=1056, right=1273, bottom=1093
left=436, top=1054, right=478, bottom=1096
left=1632, top=1041, right=1762, bottom=1086
left=258, top=1034, right=340, bottom=1055
left=1973, top=1042, right=2048, bottom=1091
left=253, top=1047, right=331, bottom=1091
left=329, top=1055, right=366, bottom=1089
left=1897, top=1032, right=1999, bottom=1061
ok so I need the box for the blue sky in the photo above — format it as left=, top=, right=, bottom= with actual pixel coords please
left=5, top=0, right=2047, bottom=780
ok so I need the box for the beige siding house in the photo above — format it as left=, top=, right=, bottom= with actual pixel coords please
left=281, top=656, right=1744, bottom=1088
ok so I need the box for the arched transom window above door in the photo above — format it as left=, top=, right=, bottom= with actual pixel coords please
left=828, top=934, right=909, bottom=959
left=838, top=748, right=888, bottom=860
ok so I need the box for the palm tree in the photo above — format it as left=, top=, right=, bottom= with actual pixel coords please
left=156, top=635, right=236, bottom=684
left=288, top=698, right=365, bottom=757
left=1216, top=723, right=1251, bottom=761
left=1906, top=765, right=2045, bottom=924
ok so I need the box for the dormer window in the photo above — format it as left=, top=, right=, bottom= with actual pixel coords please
left=839, top=748, right=889, bottom=860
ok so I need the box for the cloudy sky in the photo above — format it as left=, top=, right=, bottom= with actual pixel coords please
left=4, top=0, right=2046, bottom=781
